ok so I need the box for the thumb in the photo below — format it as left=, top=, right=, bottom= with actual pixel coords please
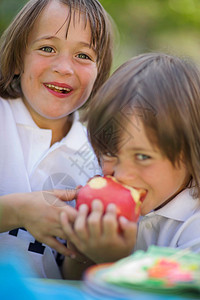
left=119, top=216, right=138, bottom=241
left=53, top=189, right=78, bottom=201
left=76, top=185, right=83, bottom=190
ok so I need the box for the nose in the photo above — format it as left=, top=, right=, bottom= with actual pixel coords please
left=114, top=161, right=137, bottom=186
left=53, top=54, right=74, bottom=76
left=102, top=160, right=115, bottom=176
left=100, top=156, right=116, bottom=176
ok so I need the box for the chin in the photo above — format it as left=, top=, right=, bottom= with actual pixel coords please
left=140, top=205, right=150, bottom=216
left=40, top=110, right=71, bottom=120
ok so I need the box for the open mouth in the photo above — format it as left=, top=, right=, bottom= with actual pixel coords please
left=45, top=84, right=71, bottom=94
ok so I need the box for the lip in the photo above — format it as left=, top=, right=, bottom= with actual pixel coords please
left=137, top=188, right=147, bottom=203
left=43, top=82, right=73, bottom=98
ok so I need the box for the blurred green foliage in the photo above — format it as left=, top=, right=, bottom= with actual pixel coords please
left=0, top=0, right=200, bottom=70
left=100, top=0, right=200, bottom=68
left=0, top=0, right=27, bottom=34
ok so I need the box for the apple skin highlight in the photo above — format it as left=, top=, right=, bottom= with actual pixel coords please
left=76, top=176, right=145, bottom=222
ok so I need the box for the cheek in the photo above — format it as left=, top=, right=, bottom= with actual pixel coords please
left=76, top=68, right=97, bottom=105
left=23, top=53, right=48, bottom=78
left=145, top=165, right=188, bottom=200
left=81, top=66, right=97, bottom=90
left=139, top=166, right=171, bottom=201
left=138, top=167, right=158, bottom=185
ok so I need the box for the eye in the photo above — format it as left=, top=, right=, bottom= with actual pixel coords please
left=102, top=152, right=117, bottom=161
left=135, top=154, right=151, bottom=161
left=76, top=53, right=91, bottom=60
left=105, top=152, right=113, bottom=157
left=40, top=46, right=55, bottom=53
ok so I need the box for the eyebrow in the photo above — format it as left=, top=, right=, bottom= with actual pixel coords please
left=128, top=147, right=157, bottom=153
left=32, top=35, right=59, bottom=43
left=33, top=35, right=96, bottom=51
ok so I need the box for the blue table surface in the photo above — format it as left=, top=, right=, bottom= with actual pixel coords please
left=0, top=251, right=199, bottom=300
left=25, top=278, right=200, bottom=300
left=2, top=271, right=199, bottom=300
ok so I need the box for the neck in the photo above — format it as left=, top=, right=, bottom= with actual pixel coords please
left=34, top=114, right=73, bottom=145
left=49, top=116, right=73, bottom=145
left=23, top=100, right=73, bottom=145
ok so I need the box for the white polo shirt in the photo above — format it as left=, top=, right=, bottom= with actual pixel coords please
left=134, top=188, right=200, bottom=253
left=0, top=97, right=102, bottom=278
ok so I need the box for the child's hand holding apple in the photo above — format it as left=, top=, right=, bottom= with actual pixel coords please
left=60, top=176, right=146, bottom=263
left=76, top=175, right=146, bottom=223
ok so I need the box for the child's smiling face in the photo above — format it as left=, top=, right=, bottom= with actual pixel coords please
left=102, top=116, right=191, bottom=216
left=19, top=0, right=97, bottom=125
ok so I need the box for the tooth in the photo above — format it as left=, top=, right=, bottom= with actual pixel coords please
left=46, top=84, right=71, bottom=92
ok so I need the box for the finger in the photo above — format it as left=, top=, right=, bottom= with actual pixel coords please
left=47, top=227, right=70, bottom=241
left=66, top=241, right=90, bottom=263
left=60, top=211, right=77, bottom=241
left=44, top=236, right=76, bottom=257
left=102, top=203, right=118, bottom=237
left=60, top=211, right=75, bottom=237
left=53, top=189, right=78, bottom=201
left=61, top=204, right=78, bottom=222
left=60, top=211, right=83, bottom=249
left=119, top=216, right=137, bottom=242
left=87, top=200, right=104, bottom=238
left=74, top=204, right=89, bottom=241
left=106, top=202, right=117, bottom=214
left=76, top=185, right=82, bottom=190
left=42, top=189, right=77, bottom=208
left=53, top=228, right=77, bottom=241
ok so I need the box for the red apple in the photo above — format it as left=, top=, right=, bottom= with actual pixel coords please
left=76, top=175, right=146, bottom=222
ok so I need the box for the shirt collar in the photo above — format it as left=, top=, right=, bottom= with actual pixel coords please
left=9, top=98, right=38, bottom=127
left=150, top=188, right=200, bottom=221
left=58, top=117, right=91, bottom=151
left=9, top=98, right=89, bottom=151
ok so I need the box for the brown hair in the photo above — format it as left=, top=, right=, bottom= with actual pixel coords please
left=0, top=0, right=113, bottom=103
left=87, top=53, right=200, bottom=197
